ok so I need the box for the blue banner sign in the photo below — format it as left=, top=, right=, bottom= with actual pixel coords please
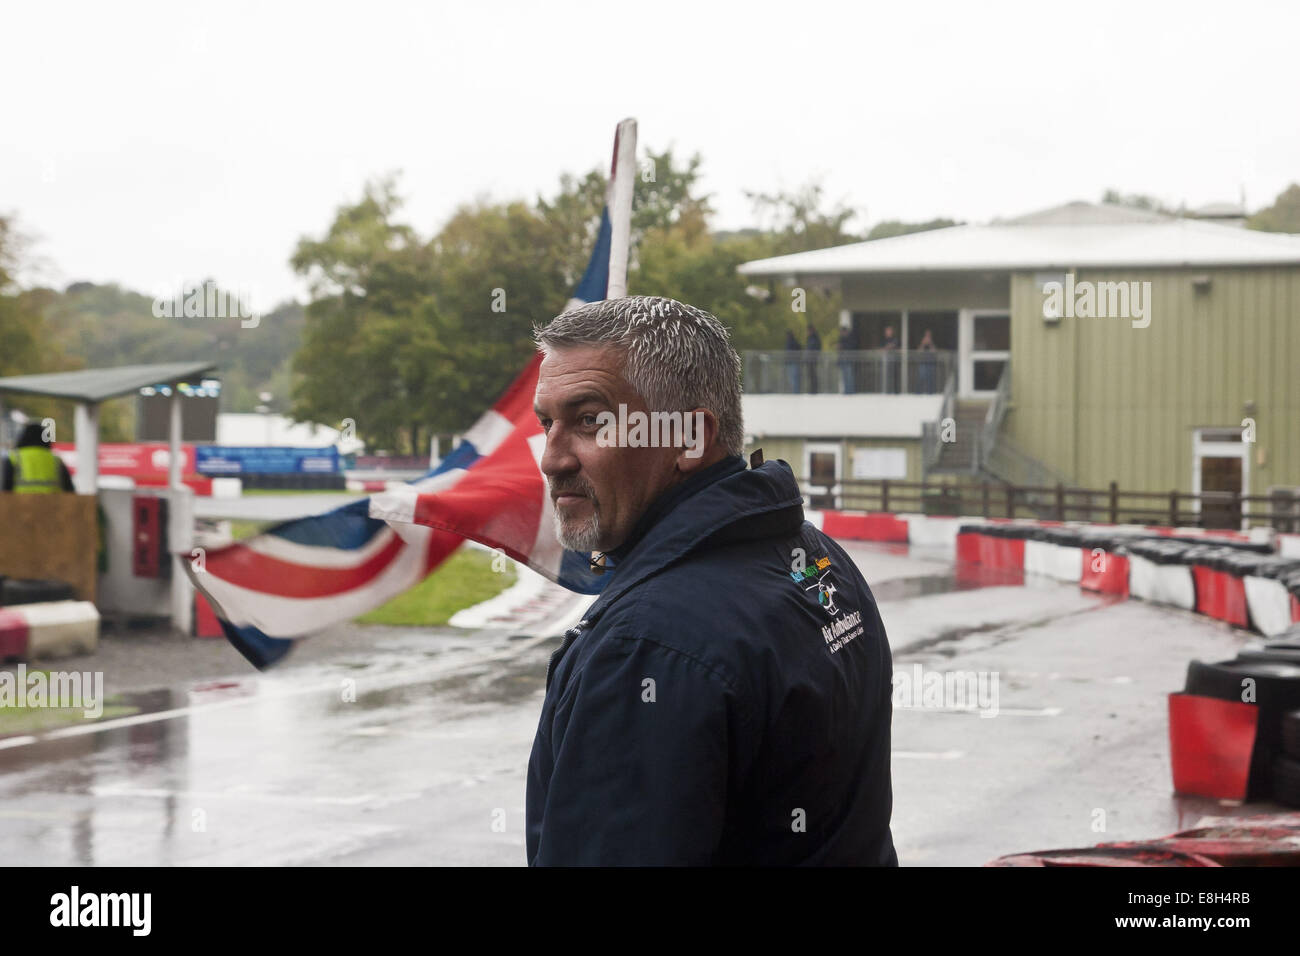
left=195, top=446, right=340, bottom=475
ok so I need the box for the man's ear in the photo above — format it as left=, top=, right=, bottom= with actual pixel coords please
left=676, top=408, right=719, bottom=474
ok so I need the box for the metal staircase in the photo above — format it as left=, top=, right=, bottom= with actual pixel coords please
left=922, top=365, right=1069, bottom=516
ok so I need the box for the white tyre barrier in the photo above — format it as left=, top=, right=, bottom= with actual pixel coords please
left=1023, top=540, right=1054, bottom=578
left=1244, top=576, right=1294, bottom=637
left=1047, top=544, right=1084, bottom=583
left=900, top=514, right=962, bottom=550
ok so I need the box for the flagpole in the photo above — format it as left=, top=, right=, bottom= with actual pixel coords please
left=605, top=118, right=637, bottom=299
left=588, top=118, right=637, bottom=576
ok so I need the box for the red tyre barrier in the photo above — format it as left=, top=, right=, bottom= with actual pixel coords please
left=1222, top=573, right=1250, bottom=628
left=987, top=846, right=1220, bottom=867
left=1140, top=828, right=1300, bottom=866
left=997, top=537, right=1025, bottom=572
left=1193, top=566, right=1249, bottom=628
left=1080, top=550, right=1129, bottom=596
left=1292, top=595, right=1300, bottom=624
left=956, top=532, right=981, bottom=565
left=1168, top=692, right=1258, bottom=800
left=821, top=512, right=909, bottom=543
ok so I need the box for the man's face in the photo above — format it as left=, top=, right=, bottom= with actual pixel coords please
left=534, top=345, right=682, bottom=553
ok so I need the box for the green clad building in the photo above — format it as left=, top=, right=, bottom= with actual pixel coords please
left=737, top=202, right=1300, bottom=527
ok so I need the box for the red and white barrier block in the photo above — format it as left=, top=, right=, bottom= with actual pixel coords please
left=815, top=507, right=1300, bottom=638
left=0, top=601, right=100, bottom=661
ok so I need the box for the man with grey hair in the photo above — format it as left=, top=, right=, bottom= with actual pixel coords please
left=526, top=295, right=897, bottom=866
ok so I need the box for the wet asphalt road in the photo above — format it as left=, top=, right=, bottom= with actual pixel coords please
left=0, top=542, right=1279, bottom=865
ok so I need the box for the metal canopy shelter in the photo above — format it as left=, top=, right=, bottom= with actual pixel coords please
left=0, top=360, right=217, bottom=493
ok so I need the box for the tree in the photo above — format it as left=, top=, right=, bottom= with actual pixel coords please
left=1101, top=189, right=1183, bottom=216
left=733, top=182, right=858, bottom=348
left=0, top=216, right=46, bottom=378
left=1248, top=184, right=1300, bottom=233
left=744, top=181, right=861, bottom=255
left=0, top=217, right=114, bottom=440
left=290, top=175, right=439, bottom=454
left=865, top=218, right=961, bottom=240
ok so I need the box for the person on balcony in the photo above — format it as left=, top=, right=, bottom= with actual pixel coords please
left=837, top=323, right=858, bottom=394
left=784, top=328, right=802, bottom=393
left=881, top=325, right=900, bottom=394
left=917, top=328, right=937, bottom=394
left=805, top=322, right=822, bottom=393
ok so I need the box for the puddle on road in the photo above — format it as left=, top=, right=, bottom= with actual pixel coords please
left=869, top=565, right=1027, bottom=602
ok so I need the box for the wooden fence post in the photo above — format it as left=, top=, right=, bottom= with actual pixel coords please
left=1108, top=481, right=1118, bottom=525
left=981, top=481, right=990, bottom=518
left=1168, top=490, right=1179, bottom=528
left=1007, top=485, right=1015, bottom=520
left=881, top=479, right=890, bottom=514
left=1055, top=483, right=1065, bottom=521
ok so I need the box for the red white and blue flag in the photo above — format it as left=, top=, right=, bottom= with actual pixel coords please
left=189, top=119, right=637, bottom=669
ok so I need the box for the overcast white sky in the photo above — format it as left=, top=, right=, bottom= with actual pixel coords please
left=3, top=0, right=1298, bottom=312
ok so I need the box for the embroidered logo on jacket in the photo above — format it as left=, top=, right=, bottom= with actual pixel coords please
left=790, top=555, right=839, bottom=616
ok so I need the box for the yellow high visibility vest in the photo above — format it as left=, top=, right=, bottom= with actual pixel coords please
left=9, top=446, right=62, bottom=494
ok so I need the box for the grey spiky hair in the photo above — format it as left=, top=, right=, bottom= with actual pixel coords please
left=532, top=295, right=745, bottom=457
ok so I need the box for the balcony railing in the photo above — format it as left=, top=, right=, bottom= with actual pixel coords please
left=742, top=349, right=956, bottom=395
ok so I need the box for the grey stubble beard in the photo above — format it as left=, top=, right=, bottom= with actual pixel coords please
left=554, top=505, right=602, bottom=553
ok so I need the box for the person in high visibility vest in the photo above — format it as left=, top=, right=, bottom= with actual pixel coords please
left=2, top=422, right=75, bottom=493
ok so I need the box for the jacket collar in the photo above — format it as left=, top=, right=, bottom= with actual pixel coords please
left=582, top=456, right=806, bottom=624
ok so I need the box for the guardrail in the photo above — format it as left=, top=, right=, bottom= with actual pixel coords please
left=743, top=349, right=956, bottom=395
left=795, top=477, right=1300, bottom=532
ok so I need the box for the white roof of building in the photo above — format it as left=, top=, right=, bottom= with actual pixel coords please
left=216, top=413, right=365, bottom=454
left=738, top=201, right=1300, bottom=277
left=742, top=393, right=943, bottom=439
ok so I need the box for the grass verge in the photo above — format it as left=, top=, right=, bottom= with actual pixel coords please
left=355, top=546, right=517, bottom=627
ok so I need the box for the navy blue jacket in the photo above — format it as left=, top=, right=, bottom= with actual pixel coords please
left=525, top=454, right=898, bottom=866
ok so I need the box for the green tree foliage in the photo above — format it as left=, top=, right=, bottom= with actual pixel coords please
left=730, top=181, right=863, bottom=348
left=744, top=182, right=861, bottom=255
left=1248, top=184, right=1300, bottom=233
left=0, top=216, right=48, bottom=378
left=1100, top=189, right=1183, bottom=216
left=290, top=153, right=728, bottom=453
left=865, top=218, right=961, bottom=240
left=290, top=176, right=437, bottom=455
left=0, top=217, right=124, bottom=440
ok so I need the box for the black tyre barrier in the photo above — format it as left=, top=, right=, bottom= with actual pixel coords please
left=1185, top=659, right=1300, bottom=702
left=1237, top=647, right=1300, bottom=665
left=1161, top=536, right=1272, bottom=555
left=1272, top=754, right=1300, bottom=808
left=1127, top=539, right=1188, bottom=565
left=1037, top=527, right=1085, bottom=548
left=0, top=577, right=76, bottom=606
left=1283, top=710, right=1300, bottom=761
left=1250, top=555, right=1300, bottom=581
left=1184, top=659, right=1300, bottom=799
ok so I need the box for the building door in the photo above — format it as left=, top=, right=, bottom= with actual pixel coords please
left=959, top=310, right=1011, bottom=397
left=804, top=443, right=841, bottom=510
left=1200, top=457, right=1243, bottom=529
left=1193, top=428, right=1247, bottom=530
